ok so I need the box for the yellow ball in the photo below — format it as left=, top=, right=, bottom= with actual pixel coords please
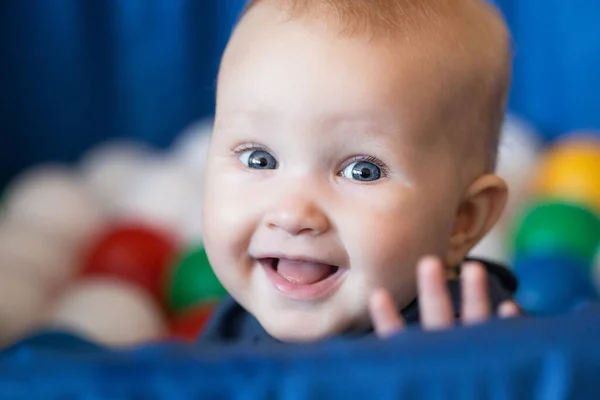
left=533, top=134, right=600, bottom=214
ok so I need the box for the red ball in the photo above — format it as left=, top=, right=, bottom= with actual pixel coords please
left=82, top=223, right=179, bottom=301
left=169, top=303, right=216, bottom=341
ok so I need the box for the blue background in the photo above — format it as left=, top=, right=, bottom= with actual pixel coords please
left=1, top=0, right=599, bottom=186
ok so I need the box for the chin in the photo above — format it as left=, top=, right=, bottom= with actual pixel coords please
left=256, top=308, right=355, bottom=343
left=264, top=323, right=335, bottom=343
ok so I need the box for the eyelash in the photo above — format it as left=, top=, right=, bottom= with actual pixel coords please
left=232, top=142, right=272, bottom=155
left=341, top=155, right=390, bottom=178
left=232, top=143, right=390, bottom=177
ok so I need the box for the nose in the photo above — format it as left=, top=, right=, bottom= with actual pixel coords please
left=264, top=195, right=330, bottom=236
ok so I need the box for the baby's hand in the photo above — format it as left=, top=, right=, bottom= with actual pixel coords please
left=369, top=256, right=520, bottom=338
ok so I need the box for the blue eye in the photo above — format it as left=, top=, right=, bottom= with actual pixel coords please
left=342, top=161, right=381, bottom=181
left=239, top=149, right=278, bottom=169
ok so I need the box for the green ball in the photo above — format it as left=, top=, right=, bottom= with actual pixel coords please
left=166, top=245, right=227, bottom=313
left=514, top=201, right=600, bottom=266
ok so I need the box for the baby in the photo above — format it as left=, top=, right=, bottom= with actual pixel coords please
left=200, top=0, right=520, bottom=344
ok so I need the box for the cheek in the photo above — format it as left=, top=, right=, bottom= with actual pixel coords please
left=339, top=186, right=455, bottom=287
left=202, top=162, right=259, bottom=281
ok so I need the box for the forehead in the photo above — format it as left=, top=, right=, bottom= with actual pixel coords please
left=217, top=2, right=449, bottom=143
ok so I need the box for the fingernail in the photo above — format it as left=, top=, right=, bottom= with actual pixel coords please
left=461, top=261, right=484, bottom=278
left=498, top=301, right=520, bottom=318
left=462, top=261, right=483, bottom=271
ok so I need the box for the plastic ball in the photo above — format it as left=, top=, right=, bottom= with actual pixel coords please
left=79, top=140, right=156, bottom=209
left=45, top=277, right=166, bottom=347
left=82, top=223, right=179, bottom=300
left=169, top=302, right=216, bottom=342
left=170, top=118, right=213, bottom=181
left=532, top=135, right=600, bottom=214
left=513, top=201, right=600, bottom=265
left=2, top=165, right=106, bottom=247
left=165, top=246, right=227, bottom=313
left=592, top=246, right=600, bottom=294
left=0, top=269, right=47, bottom=347
left=513, top=253, right=598, bottom=316
left=179, top=202, right=205, bottom=246
left=112, top=158, right=202, bottom=237
left=0, top=219, right=79, bottom=291
left=495, top=116, right=543, bottom=227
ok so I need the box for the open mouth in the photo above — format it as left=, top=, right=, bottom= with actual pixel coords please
left=266, top=258, right=339, bottom=285
left=259, top=257, right=346, bottom=300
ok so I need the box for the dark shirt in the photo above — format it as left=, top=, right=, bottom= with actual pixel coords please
left=199, top=259, right=517, bottom=346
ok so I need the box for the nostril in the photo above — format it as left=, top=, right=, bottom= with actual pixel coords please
left=264, top=205, right=330, bottom=237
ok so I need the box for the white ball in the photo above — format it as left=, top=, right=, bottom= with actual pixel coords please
left=166, top=119, right=214, bottom=244
left=0, top=269, right=47, bottom=347
left=3, top=165, right=107, bottom=247
left=495, top=115, right=543, bottom=230
left=170, top=118, right=213, bottom=181
left=79, top=140, right=156, bottom=209
left=468, top=226, right=510, bottom=265
left=45, top=278, right=166, bottom=347
left=179, top=200, right=204, bottom=246
left=497, top=115, right=542, bottom=169
left=113, top=157, right=202, bottom=238
left=0, top=219, right=79, bottom=291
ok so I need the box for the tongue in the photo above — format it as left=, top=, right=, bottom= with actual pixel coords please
left=276, top=259, right=334, bottom=285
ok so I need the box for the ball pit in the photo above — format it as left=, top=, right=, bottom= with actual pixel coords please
left=1, top=117, right=600, bottom=398
left=0, top=122, right=224, bottom=348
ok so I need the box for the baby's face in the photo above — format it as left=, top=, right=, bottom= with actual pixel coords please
left=202, top=3, right=466, bottom=341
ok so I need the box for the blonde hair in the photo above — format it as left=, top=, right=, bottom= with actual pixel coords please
left=240, top=0, right=512, bottom=172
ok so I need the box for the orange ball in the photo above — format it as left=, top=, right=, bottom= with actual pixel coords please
left=532, top=135, right=600, bottom=214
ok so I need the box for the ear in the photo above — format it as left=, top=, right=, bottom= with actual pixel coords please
left=443, top=174, right=508, bottom=267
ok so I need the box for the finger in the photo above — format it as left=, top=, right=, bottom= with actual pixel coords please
left=498, top=301, right=521, bottom=318
left=460, top=261, right=491, bottom=325
left=418, top=256, right=455, bottom=330
left=369, top=288, right=406, bottom=338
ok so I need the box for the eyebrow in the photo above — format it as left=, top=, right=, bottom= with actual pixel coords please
left=217, top=103, right=435, bottom=149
